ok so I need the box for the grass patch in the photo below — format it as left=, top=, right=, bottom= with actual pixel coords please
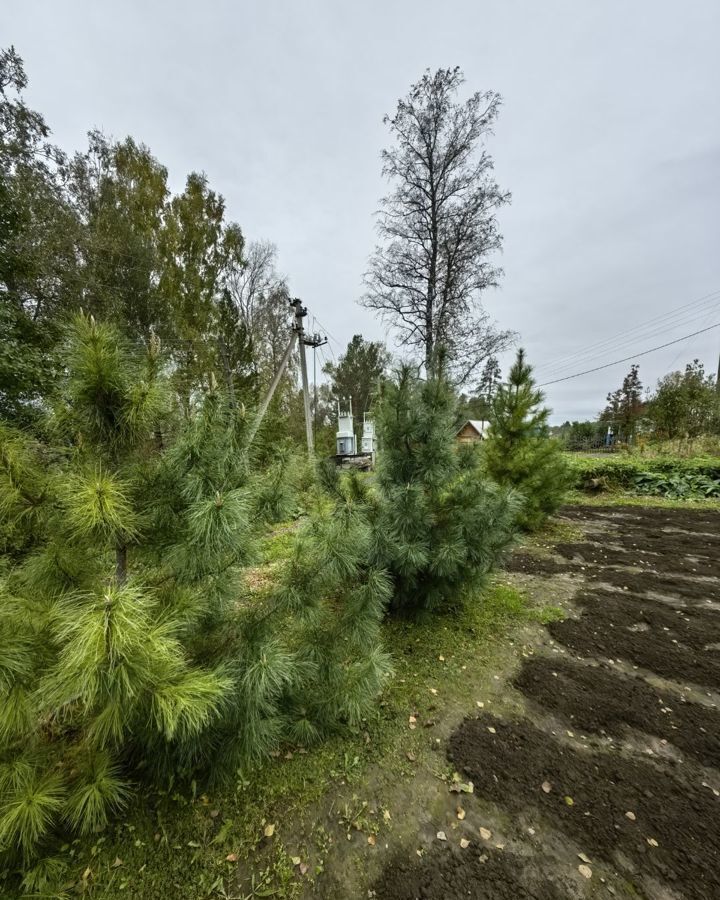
left=564, top=489, right=720, bottom=511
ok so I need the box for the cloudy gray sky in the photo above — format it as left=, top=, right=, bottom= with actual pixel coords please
left=5, top=0, right=720, bottom=422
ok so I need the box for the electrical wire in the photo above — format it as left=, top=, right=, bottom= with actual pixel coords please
left=535, top=288, right=720, bottom=373
left=537, top=301, right=720, bottom=379
left=536, top=300, right=720, bottom=380
left=665, top=300, right=720, bottom=373
left=538, top=322, right=720, bottom=386
left=535, top=289, right=720, bottom=378
left=309, top=313, right=342, bottom=360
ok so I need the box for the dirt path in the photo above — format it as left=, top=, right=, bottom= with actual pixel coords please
left=373, top=504, right=720, bottom=900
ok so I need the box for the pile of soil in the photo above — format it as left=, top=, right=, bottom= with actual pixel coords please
left=448, top=715, right=720, bottom=900
left=514, top=656, right=720, bottom=767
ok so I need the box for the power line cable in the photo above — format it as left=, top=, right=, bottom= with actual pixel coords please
left=538, top=298, right=720, bottom=379
left=665, top=301, right=720, bottom=373
left=310, top=314, right=342, bottom=355
left=535, top=288, right=720, bottom=376
left=538, top=322, right=720, bottom=387
left=535, top=288, right=720, bottom=372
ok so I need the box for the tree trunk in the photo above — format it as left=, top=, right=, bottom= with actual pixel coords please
left=115, top=544, right=127, bottom=585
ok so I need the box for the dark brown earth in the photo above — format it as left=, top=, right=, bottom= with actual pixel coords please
left=514, top=656, right=720, bottom=767
left=506, top=552, right=579, bottom=577
left=374, top=504, right=720, bottom=900
left=588, top=568, right=720, bottom=605
left=448, top=715, right=720, bottom=900
left=555, top=540, right=720, bottom=577
left=508, top=549, right=720, bottom=605
left=374, top=845, right=567, bottom=900
left=559, top=504, right=720, bottom=532
left=548, top=589, right=720, bottom=688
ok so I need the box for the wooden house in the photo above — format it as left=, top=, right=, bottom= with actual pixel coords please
left=455, top=419, right=487, bottom=443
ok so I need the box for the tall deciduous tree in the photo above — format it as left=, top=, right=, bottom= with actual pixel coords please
left=0, top=47, right=78, bottom=423
left=223, top=242, right=299, bottom=401
left=323, top=334, right=390, bottom=417
left=64, top=131, right=169, bottom=334
left=600, top=364, right=644, bottom=440
left=647, top=360, right=719, bottom=439
left=363, top=67, right=514, bottom=383
left=158, top=172, right=244, bottom=402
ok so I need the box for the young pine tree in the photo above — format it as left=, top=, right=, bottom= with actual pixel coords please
left=0, top=316, right=251, bottom=876
left=0, top=315, right=393, bottom=882
left=483, top=348, right=571, bottom=530
left=369, top=366, right=519, bottom=616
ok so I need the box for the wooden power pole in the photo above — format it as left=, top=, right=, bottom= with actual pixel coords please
left=247, top=297, right=325, bottom=456
left=294, top=301, right=327, bottom=456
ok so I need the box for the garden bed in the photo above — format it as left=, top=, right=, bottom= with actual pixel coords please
left=373, top=503, right=720, bottom=899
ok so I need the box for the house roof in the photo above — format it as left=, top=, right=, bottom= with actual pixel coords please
left=456, top=419, right=487, bottom=436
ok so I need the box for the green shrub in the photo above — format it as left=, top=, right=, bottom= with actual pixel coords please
left=632, top=471, right=720, bottom=499
left=569, top=454, right=720, bottom=492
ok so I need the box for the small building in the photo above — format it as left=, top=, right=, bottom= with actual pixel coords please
left=455, top=419, right=487, bottom=443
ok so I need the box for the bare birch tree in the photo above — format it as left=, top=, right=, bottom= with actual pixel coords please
left=363, top=67, right=514, bottom=384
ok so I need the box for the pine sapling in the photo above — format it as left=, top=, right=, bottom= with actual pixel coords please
left=370, top=366, right=520, bottom=616
left=483, top=348, right=571, bottom=530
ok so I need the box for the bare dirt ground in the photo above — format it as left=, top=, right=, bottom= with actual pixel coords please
left=373, top=504, right=720, bottom=900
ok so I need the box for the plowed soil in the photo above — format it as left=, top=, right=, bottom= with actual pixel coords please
left=448, top=715, right=720, bottom=900
left=374, top=504, right=720, bottom=900
left=514, top=656, right=720, bottom=767
left=548, top=588, right=720, bottom=688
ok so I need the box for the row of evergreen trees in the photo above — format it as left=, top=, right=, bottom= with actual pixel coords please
left=0, top=317, right=392, bottom=883
left=0, top=316, right=567, bottom=885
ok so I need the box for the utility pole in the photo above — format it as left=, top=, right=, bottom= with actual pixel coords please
left=246, top=298, right=325, bottom=455
left=295, top=302, right=326, bottom=456
left=295, top=301, right=314, bottom=455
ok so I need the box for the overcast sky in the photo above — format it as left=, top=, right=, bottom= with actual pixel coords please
left=5, top=0, right=720, bottom=422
